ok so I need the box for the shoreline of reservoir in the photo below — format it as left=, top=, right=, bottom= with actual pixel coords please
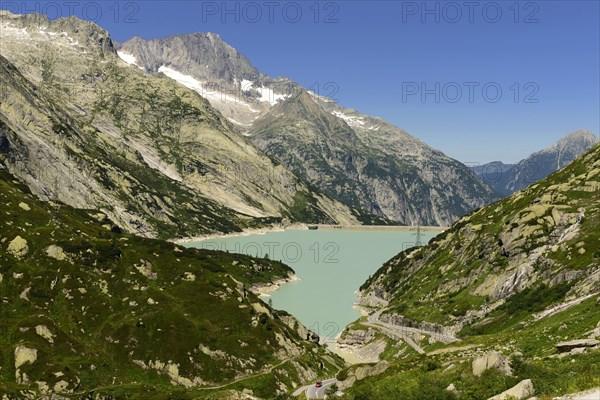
left=315, top=224, right=447, bottom=233
left=178, top=227, right=441, bottom=366
left=250, top=273, right=301, bottom=298
left=175, top=223, right=447, bottom=245
left=172, top=223, right=304, bottom=244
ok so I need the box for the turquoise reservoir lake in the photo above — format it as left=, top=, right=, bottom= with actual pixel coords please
left=186, top=229, right=439, bottom=343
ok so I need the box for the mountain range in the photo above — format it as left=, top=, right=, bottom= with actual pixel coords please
left=1, top=10, right=599, bottom=400
left=474, top=130, right=599, bottom=196
left=117, top=32, right=500, bottom=227
left=0, top=11, right=375, bottom=240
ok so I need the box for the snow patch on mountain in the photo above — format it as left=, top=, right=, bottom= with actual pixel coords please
left=332, top=110, right=366, bottom=127
left=240, top=79, right=254, bottom=91
left=257, top=86, right=288, bottom=106
left=158, top=66, right=248, bottom=107
left=159, top=66, right=268, bottom=127
left=0, top=25, right=30, bottom=38
left=158, top=65, right=203, bottom=91
left=239, top=79, right=288, bottom=106
left=117, top=51, right=138, bottom=66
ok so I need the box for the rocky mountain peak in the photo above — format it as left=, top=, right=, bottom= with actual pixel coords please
left=0, top=10, right=115, bottom=55
left=116, top=32, right=260, bottom=84
left=545, top=129, right=599, bottom=156
left=476, top=130, right=598, bottom=196
left=558, top=129, right=596, bottom=141
left=273, top=89, right=327, bottom=117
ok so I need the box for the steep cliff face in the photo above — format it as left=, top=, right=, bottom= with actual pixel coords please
left=360, top=143, right=600, bottom=333
left=249, top=91, right=500, bottom=226
left=0, top=11, right=362, bottom=239
left=475, top=130, right=599, bottom=196
left=116, top=33, right=297, bottom=129
left=117, top=33, right=257, bottom=82
left=118, top=33, right=500, bottom=227
left=0, top=165, right=343, bottom=398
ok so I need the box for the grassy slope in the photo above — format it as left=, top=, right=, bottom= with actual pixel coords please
left=362, top=144, right=600, bottom=325
left=0, top=166, right=342, bottom=399
left=344, top=297, right=600, bottom=400
left=337, top=145, right=600, bottom=399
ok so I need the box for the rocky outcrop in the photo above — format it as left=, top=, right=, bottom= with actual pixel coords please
left=337, top=333, right=387, bottom=364
left=7, top=235, right=28, bottom=259
left=337, top=329, right=377, bottom=347
left=552, top=388, right=600, bottom=400
left=35, top=325, right=55, bottom=343
left=446, top=383, right=458, bottom=393
left=555, top=339, right=599, bottom=353
left=379, top=314, right=457, bottom=337
left=14, top=345, right=37, bottom=384
left=277, top=314, right=320, bottom=345
left=472, top=351, right=513, bottom=377
left=134, top=259, right=157, bottom=280
left=488, top=379, right=535, bottom=400
left=338, top=361, right=390, bottom=390
left=45, top=245, right=67, bottom=261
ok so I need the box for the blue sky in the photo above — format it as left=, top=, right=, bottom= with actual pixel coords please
left=3, top=1, right=599, bottom=163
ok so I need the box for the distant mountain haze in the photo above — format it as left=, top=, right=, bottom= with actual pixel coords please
left=475, top=130, right=599, bottom=196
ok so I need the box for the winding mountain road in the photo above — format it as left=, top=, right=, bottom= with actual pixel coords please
left=293, top=378, right=337, bottom=399
left=363, top=309, right=459, bottom=354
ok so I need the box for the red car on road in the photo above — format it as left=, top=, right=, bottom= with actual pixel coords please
left=315, top=381, right=323, bottom=388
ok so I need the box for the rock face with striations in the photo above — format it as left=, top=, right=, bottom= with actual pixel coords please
left=338, top=361, right=390, bottom=390
left=0, top=11, right=363, bottom=239
left=116, top=33, right=257, bottom=84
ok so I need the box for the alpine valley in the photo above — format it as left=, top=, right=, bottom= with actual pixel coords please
left=116, top=32, right=500, bottom=227
left=0, top=9, right=599, bottom=400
